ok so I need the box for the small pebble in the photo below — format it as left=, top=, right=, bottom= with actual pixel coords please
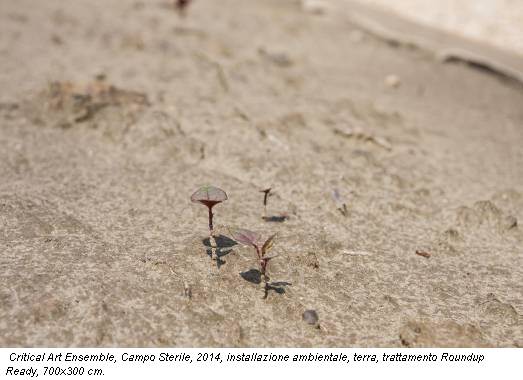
left=385, top=74, right=401, bottom=88
left=302, top=309, right=319, bottom=325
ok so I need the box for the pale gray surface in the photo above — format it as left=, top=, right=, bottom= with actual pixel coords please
left=351, top=0, right=523, bottom=56
left=0, top=0, right=522, bottom=347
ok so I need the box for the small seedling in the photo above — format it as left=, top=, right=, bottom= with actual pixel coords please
left=260, top=187, right=272, bottom=218
left=183, top=282, right=192, bottom=299
left=230, top=228, right=278, bottom=297
left=191, top=185, right=228, bottom=259
left=332, top=189, right=348, bottom=217
left=260, top=187, right=288, bottom=222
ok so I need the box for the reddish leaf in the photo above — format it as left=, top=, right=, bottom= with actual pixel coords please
left=261, top=233, right=277, bottom=256
left=229, top=228, right=261, bottom=247
left=191, top=186, right=228, bottom=208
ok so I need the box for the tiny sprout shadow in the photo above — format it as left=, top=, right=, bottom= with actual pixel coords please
left=202, top=234, right=237, bottom=268
left=260, top=188, right=289, bottom=223
left=240, top=269, right=261, bottom=284
left=239, top=269, right=292, bottom=297
left=262, top=215, right=288, bottom=223
left=266, top=281, right=292, bottom=296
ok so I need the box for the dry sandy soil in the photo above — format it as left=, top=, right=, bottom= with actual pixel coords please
left=1, top=0, right=522, bottom=347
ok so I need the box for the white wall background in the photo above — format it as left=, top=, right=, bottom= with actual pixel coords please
left=351, top=0, right=523, bottom=56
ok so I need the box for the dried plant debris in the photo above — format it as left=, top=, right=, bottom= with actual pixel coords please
left=415, top=250, right=431, bottom=258
left=342, top=249, right=374, bottom=256
left=304, top=251, right=320, bottom=269
left=27, top=77, right=149, bottom=129
left=333, top=126, right=392, bottom=150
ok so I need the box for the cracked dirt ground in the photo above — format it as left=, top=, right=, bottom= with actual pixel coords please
left=0, top=0, right=522, bottom=346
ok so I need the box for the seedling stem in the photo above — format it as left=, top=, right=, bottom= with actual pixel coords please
left=191, top=186, right=228, bottom=261
left=260, top=188, right=271, bottom=218
left=208, top=207, right=214, bottom=235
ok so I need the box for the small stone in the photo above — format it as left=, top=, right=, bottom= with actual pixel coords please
left=302, top=309, right=319, bottom=325
left=385, top=74, right=401, bottom=88
left=504, top=215, right=518, bottom=230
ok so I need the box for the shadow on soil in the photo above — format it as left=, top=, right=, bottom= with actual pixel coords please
left=202, top=234, right=237, bottom=268
left=240, top=269, right=292, bottom=297
left=262, top=215, right=288, bottom=223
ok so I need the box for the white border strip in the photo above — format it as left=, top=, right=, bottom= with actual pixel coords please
left=0, top=348, right=519, bottom=380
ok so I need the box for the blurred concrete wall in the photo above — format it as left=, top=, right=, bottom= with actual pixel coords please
left=353, top=0, right=523, bottom=56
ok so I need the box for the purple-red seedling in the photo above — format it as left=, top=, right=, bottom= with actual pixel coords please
left=260, top=188, right=272, bottom=218
left=191, top=186, right=227, bottom=258
left=260, top=187, right=288, bottom=222
left=230, top=228, right=278, bottom=286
